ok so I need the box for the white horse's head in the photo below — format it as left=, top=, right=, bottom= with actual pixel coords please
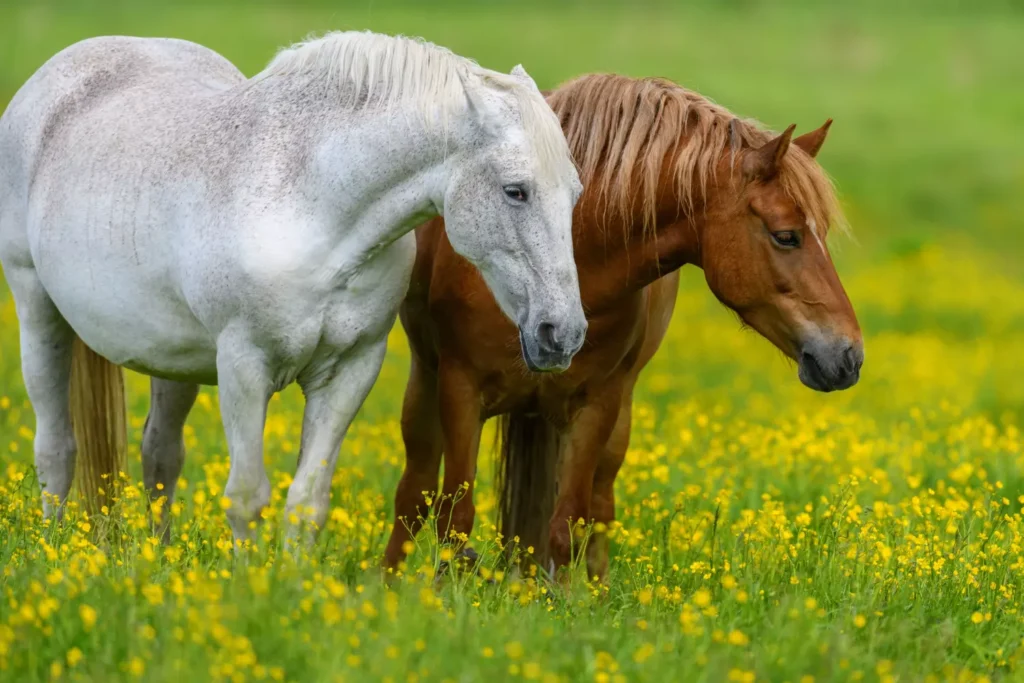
left=444, top=65, right=586, bottom=372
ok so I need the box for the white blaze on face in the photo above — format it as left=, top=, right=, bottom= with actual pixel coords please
left=808, top=218, right=826, bottom=252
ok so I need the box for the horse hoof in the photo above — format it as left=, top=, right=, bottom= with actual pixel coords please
left=436, top=546, right=482, bottom=581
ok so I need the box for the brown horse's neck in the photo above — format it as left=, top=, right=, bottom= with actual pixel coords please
left=574, top=187, right=704, bottom=314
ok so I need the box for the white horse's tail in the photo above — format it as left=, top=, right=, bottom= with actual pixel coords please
left=69, top=337, right=127, bottom=515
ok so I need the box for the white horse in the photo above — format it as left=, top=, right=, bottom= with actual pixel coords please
left=0, top=31, right=587, bottom=543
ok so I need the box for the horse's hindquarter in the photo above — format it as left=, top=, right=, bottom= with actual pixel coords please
left=5, top=37, right=248, bottom=381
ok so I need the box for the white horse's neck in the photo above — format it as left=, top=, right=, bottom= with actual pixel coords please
left=309, top=114, right=449, bottom=282
left=229, top=73, right=469, bottom=280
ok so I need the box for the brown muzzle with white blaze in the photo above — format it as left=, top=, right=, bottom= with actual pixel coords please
left=741, top=283, right=864, bottom=393
left=739, top=270, right=864, bottom=393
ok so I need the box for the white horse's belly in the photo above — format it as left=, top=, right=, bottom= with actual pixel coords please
left=30, top=215, right=218, bottom=382
left=66, top=231, right=412, bottom=387
left=43, top=267, right=217, bottom=382
left=70, top=301, right=216, bottom=383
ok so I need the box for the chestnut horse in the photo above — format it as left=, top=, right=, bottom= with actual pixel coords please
left=383, top=74, right=863, bottom=579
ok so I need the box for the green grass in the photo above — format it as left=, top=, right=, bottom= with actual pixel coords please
left=2, top=2, right=1024, bottom=682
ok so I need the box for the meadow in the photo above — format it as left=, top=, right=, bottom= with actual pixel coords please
left=3, top=1, right=1024, bottom=681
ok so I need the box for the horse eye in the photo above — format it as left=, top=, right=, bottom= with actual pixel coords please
left=503, top=185, right=527, bottom=202
left=771, top=230, right=801, bottom=248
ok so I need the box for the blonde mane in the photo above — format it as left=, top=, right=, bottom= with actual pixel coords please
left=261, top=31, right=574, bottom=180
left=547, top=74, right=846, bottom=235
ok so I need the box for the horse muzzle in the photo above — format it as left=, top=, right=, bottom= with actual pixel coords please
left=518, top=316, right=587, bottom=373
left=798, top=338, right=864, bottom=392
left=794, top=337, right=860, bottom=393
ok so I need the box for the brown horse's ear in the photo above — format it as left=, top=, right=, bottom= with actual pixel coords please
left=792, top=119, right=833, bottom=158
left=743, top=124, right=796, bottom=180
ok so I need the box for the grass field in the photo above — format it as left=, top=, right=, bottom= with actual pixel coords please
left=3, top=1, right=1024, bottom=681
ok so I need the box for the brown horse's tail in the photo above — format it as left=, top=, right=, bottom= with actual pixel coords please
left=69, top=337, right=127, bottom=514
left=495, top=410, right=563, bottom=568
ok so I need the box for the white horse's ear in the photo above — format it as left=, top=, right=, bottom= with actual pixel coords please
left=457, top=68, right=502, bottom=137
left=510, top=64, right=540, bottom=92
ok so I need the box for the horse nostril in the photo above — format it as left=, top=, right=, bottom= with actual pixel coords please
left=537, top=322, right=557, bottom=352
left=843, top=346, right=858, bottom=373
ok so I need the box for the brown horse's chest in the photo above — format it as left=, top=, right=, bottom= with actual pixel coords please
left=477, top=296, right=649, bottom=423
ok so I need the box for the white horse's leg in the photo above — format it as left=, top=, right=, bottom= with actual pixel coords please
left=286, top=341, right=388, bottom=541
left=6, top=266, right=76, bottom=518
left=142, top=378, right=198, bottom=542
left=216, top=333, right=273, bottom=544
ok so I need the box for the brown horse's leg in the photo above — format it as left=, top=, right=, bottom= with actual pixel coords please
left=549, top=382, right=623, bottom=575
left=586, top=388, right=633, bottom=582
left=383, top=356, right=443, bottom=569
left=435, top=361, right=483, bottom=550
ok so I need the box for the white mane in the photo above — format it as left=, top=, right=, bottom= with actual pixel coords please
left=259, top=31, right=574, bottom=180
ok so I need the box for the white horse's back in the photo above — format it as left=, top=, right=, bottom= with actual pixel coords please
left=1, top=36, right=243, bottom=194
left=1, top=37, right=249, bottom=379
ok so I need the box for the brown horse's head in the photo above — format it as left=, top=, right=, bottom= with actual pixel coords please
left=699, top=119, right=863, bottom=392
